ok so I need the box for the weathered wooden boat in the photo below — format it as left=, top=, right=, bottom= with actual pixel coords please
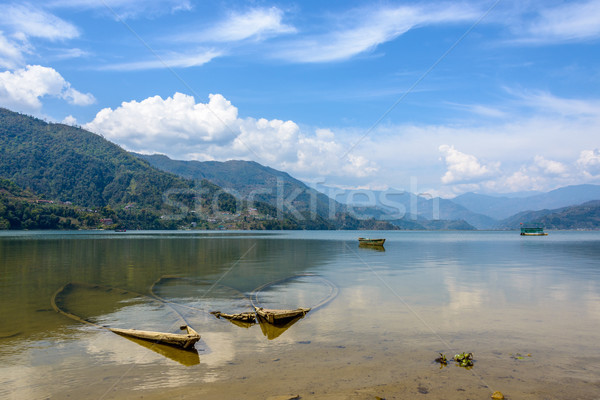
left=109, top=325, right=200, bottom=349
left=210, top=311, right=256, bottom=323
left=358, top=237, right=385, bottom=246
left=254, top=306, right=310, bottom=324
left=520, top=225, right=548, bottom=236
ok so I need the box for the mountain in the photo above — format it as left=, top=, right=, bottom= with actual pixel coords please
left=453, top=185, right=600, bottom=220
left=335, top=190, right=496, bottom=229
left=0, top=108, right=194, bottom=210
left=496, top=200, right=600, bottom=230
left=134, top=153, right=344, bottom=219
left=0, top=108, right=292, bottom=230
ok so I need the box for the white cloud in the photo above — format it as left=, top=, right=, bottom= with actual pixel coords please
left=199, top=7, right=295, bottom=42
left=81, top=90, right=600, bottom=195
left=62, top=115, right=77, bottom=125
left=577, top=149, right=600, bottom=177
left=533, top=155, right=569, bottom=177
left=0, top=3, right=79, bottom=41
left=511, top=89, right=600, bottom=117
left=274, top=3, right=478, bottom=63
left=84, top=92, right=377, bottom=179
left=0, top=4, right=82, bottom=69
left=439, top=145, right=498, bottom=184
left=46, top=0, right=192, bottom=20
left=0, top=31, right=25, bottom=69
left=100, top=49, right=222, bottom=71
left=0, top=65, right=95, bottom=112
left=522, top=0, right=600, bottom=43
left=449, top=102, right=508, bottom=118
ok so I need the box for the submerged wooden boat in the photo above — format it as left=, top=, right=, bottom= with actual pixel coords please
left=210, top=311, right=256, bottom=323
left=109, top=325, right=200, bottom=349
left=254, top=306, right=310, bottom=324
left=358, top=237, right=385, bottom=246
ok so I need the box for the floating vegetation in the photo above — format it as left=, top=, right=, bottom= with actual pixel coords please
left=434, top=352, right=474, bottom=368
left=434, top=353, right=448, bottom=365
left=454, top=352, right=474, bottom=367
left=510, top=352, right=532, bottom=360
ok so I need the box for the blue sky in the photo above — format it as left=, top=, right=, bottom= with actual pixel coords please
left=1, top=0, right=600, bottom=197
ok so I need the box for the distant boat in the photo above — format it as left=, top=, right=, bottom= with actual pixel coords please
left=254, top=306, right=310, bottom=324
left=358, top=237, right=386, bottom=246
left=114, top=228, right=126, bottom=232
left=520, top=224, right=548, bottom=236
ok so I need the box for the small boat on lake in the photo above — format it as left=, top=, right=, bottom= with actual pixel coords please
left=520, top=224, right=548, bottom=236
left=109, top=325, right=200, bottom=349
left=254, top=306, right=310, bottom=324
left=358, top=237, right=385, bottom=246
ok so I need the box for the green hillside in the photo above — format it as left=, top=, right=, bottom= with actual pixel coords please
left=0, top=108, right=195, bottom=210
left=134, top=153, right=344, bottom=219
left=0, top=109, right=290, bottom=230
left=496, top=200, right=600, bottom=230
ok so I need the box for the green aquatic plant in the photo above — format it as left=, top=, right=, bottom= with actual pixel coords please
left=453, top=352, right=474, bottom=367
left=434, top=353, right=448, bottom=365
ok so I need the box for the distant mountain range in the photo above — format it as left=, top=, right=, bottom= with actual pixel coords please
left=1, top=107, right=599, bottom=230
left=453, top=185, right=600, bottom=220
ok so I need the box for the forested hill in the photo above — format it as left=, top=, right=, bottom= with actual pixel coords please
left=134, top=153, right=343, bottom=219
left=0, top=108, right=357, bottom=230
left=496, top=200, right=600, bottom=230
left=0, top=108, right=193, bottom=210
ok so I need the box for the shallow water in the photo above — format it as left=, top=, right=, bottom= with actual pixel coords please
left=1, top=230, right=599, bottom=399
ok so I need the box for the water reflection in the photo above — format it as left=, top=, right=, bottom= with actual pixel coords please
left=117, top=335, right=200, bottom=366
left=257, top=314, right=306, bottom=340
left=1, top=231, right=600, bottom=399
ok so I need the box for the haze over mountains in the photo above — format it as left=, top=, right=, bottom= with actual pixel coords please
left=1, top=107, right=600, bottom=230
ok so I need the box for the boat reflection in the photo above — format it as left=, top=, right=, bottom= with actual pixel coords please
left=117, top=334, right=200, bottom=366
left=358, top=243, right=385, bottom=252
left=256, top=314, right=305, bottom=340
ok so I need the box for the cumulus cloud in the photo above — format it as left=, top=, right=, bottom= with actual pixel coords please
left=439, top=145, right=498, bottom=184
left=577, top=149, right=600, bottom=177
left=533, top=155, right=569, bottom=177
left=62, top=115, right=77, bottom=125
left=274, top=3, right=478, bottom=63
left=84, top=92, right=378, bottom=179
left=82, top=89, right=600, bottom=194
left=0, top=65, right=95, bottom=112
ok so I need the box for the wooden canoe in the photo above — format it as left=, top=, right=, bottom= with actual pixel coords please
left=358, top=238, right=385, bottom=246
left=109, top=325, right=200, bottom=349
left=210, top=311, right=256, bottom=323
left=254, top=306, right=310, bottom=324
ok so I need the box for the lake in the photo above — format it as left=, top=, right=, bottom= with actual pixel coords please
left=1, top=230, right=599, bottom=399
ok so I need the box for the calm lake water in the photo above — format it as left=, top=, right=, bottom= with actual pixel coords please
left=1, top=230, right=599, bottom=399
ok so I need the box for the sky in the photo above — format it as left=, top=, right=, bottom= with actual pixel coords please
left=0, top=0, right=599, bottom=198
